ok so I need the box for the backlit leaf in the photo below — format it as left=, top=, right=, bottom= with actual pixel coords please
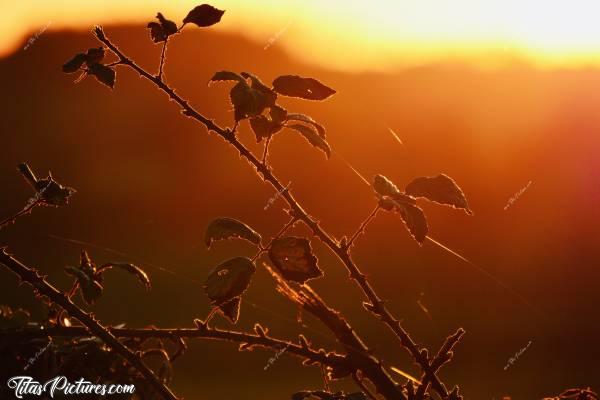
left=88, top=63, right=115, bottom=89
left=272, top=75, right=336, bottom=101
left=204, top=257, right=256, bottom=306
left=101, top=263, right=151, bottom=291
left=268, top=236, right=323, bottom=284
left=85, top=47, right=105, bottom=65
left=287, top=124, right=331, bottom=158
left=396, top=202, right=428, bottom=245
left=218, top=297, right=241, bottom=324
left=229, top=81, right=270, bottom=121
left=62, top=53, right=87, bottom=73
left=183, top=4, right=225, bottom=27
left=209, top=71, right=245, bottom=84
left=373, top=174, right=401, bottom=197
left=405, top=174, right=472, bottom=214
left=65, top=266, right=104, bottom=305
left=205, top=217, right=262, bottom=248
left=286, top=113, right=326, bottom=138
left=250, top=115, right=281, bottom=142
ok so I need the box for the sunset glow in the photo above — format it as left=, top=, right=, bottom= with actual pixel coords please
left=5, top=1, right=600, bottom=70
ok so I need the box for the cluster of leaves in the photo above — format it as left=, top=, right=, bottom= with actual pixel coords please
left=64, top=250, right=151, bottom=305
left=202, top=217, right=323, bottom=323
left=210, top=71, right=335, bottom=158
left=0, top=306, right=176, bottom=400
left=147, top=4, right=224, bottom=43
left=17, top=163, right=75, bottom=207
left=62, top=47, right=116, bottom=88
left=373, top=173, right=472, bottom=244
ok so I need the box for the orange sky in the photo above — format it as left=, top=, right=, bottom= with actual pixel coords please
left=6, top=0, right=600, bottom=70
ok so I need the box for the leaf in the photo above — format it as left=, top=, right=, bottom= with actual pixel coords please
left=102, top=263, right=151, bottom=291
left=218, top=297, right=241, bottom=324
left=88, top=63, right=116, bottom=89
left=147, top=13, right=178, bottom=43
left=36, top=174, right=76, bottom=206
left=85, top=47, right=105, bottom=65
left=373, top=174, right=416, bottom=205
left=286, top=113, right=326, bottom=138
left=62, top=53, right=87, bottom=73
left=241, top=71, right=277, bottom=105
left=249, top=115, right=282, bottom=142
left=373, top=174, right=401, bottom=197
left=268, top=236, right=323, bottom=283
left=272, top=75, right=336, bottom=101
left=229, top=81, right=270, bottom=121
left=209, top=71, right=245, bottom=84
left=396, top=202, right=428, bottom=245
left=65, top=266, right=104, bottom=305
left=270, top=105, right=288, bottom=124
left=183, top=4, right=225, bottom=27
left=405, top=174, right=472, bottom=214
left=204, top=217, right=262, bottom=248
left=287, top=124, right=331, bottom=158
left=204, top=257, right=256, bottom=306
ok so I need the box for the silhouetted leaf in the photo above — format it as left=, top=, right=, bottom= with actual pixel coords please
left=272, top=75, right=336, bottom=100
left=229, top=81, right=270, bottom=121
left=85, top=47, right=105, bottom=65
left=287, top=124, right=331, bottom=158
left=373, top=174, right=416, bottom=206
left=286, top=113, right=326, bottom=138
left=405, top=174, right=472, bottom=214
left=183, top=4, right=225, bottom=27
left=270, top=105, right=288, bottom=124
left=204, top=257, right=256, bottom=305
left=397, top=202, right=428, bottom=244
left=101, top=263, right=151, bottom=291
left=88, top=64, right=115, bottom=89
left=62, top=53, right=87, bottom=73
left=373, top=174, right=401, bottom=197
left=209, top=71, right=245, bottom=84
left=147, top=13, right=178, bottom=43
left=205, top=217, right=262, bottom=248
left=36, top=175, right=76, bottom=206
left=218, top=297, right=241, bottom=324
left=65, top=266, right=104, bottom=305
left=249, top=115, right=282, bottom=142
left=268, top=236, right=323, bottom=283
left=241, top=71, right=277, bottom=105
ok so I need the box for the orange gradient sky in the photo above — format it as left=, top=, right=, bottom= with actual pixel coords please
left=5, top=0, right=600, bottom=70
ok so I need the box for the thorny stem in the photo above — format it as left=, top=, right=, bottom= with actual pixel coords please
left=262, top=135, right=272, bottom=165
left=0, top=248, right=179, bottom=400
left=92, top=26, right=459, bottom=399
left=352, top=372, right=379, bottom=400
left=0, top=199, right=41, bottom=231
left=157, top=40, right=168, bottom=81
left=1, top=325, right=349, bottom=372
left=346, top=205, right=380, bottom=248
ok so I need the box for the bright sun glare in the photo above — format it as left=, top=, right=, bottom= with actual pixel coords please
left=4, top=0, right=600, bottom=70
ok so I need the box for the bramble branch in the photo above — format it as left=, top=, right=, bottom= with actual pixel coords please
left=0, top=248, right=179, bottom=400
left=92, top=25, right=459, bottom=399
left=0, top=324, right=349, bottom=372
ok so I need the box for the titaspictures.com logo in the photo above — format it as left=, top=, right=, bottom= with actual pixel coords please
left=7, top=376, right=135, bottom=398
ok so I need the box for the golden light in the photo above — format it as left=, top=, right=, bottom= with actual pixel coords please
left=4, top=0, right=600, bottom=70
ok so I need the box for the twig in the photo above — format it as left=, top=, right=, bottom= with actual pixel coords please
left=0, top=199, right=42, bottom=230
left=0, top=248, right=179, bottom=400
left=0, top=325, right=349, bottom=371
left=92, top=26, right=454, bottom=399
left=346, top=205, right=380, bottom=248
left=262, top=135, right=272, bottom=165
left=157, top=40, right=168, bottom=81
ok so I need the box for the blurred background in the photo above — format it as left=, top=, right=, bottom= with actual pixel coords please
left=0, top=1, right=599, bottom=399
